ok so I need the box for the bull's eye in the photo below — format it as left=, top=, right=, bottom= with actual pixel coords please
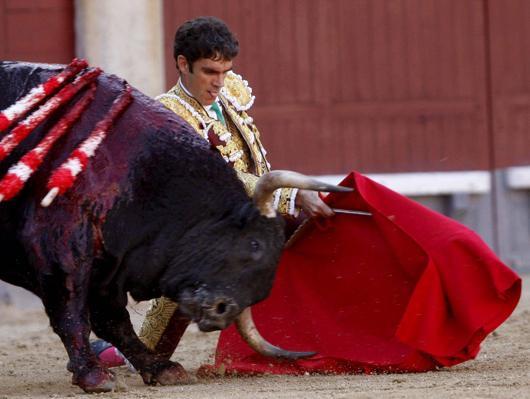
left=250, top=239, right=260, bottom=252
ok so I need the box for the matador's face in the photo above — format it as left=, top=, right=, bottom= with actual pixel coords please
left=178, top=55, right=233, bottom=106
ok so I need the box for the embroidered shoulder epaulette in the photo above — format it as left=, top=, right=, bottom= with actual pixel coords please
left=221, top=71, right=255, bottom=112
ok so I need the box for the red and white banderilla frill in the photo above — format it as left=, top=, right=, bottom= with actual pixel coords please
left=0, top=58, right=88, bottom=133
left=41, top=83, right=133, bottom=207
left=0, top=68, right=102, bottom=162
left=0, top=84, right=97, bottom=202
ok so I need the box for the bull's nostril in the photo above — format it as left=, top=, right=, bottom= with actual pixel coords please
left=215, top=302, right=227, bottom=315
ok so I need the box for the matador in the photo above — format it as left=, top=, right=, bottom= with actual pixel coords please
left=92, top=15, right=334, bottom=366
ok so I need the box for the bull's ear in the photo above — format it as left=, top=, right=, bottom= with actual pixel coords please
left=232, top=202, right=260, bottom=228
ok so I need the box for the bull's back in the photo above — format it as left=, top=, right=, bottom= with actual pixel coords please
left=0, top=61, right=212, bottom=289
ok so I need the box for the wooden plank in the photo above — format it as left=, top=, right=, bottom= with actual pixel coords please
left=292, top=0, right=312, bottom=103
left=386, top=0, right=408, bottom=100
left=489, top=0, right=530, bottom=167
left=6, top=0, right=61, bottom=10
left=252, top=98, right=478, bottom=119
left=0, top=0, right=6, bottom=58
left=4, top=0, right=73, bottom=63
left=353, top=0, right=374, bottom=101
left=404, top=0, right=424, bottom=99
left=370, top=0, right=390, bottom=100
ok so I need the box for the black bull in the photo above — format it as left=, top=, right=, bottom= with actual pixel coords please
left=0, top=62, right=349, bottom=393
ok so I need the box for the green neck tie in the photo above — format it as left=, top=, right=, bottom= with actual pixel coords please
left=210, top=101, right=226, bottom=126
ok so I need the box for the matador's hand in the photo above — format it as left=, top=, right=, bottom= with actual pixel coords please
left=295, top=189, right=335, bottom=218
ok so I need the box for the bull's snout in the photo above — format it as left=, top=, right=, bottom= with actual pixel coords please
left=178, top=288, right=240, bottom=332
left=198, top=297, right=240, bottom=331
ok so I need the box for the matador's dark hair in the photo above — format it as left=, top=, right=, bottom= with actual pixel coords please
left=173, top=16, right=239, bottom=72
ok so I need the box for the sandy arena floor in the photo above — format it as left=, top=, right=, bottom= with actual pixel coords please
left=0, top=276, right=528, bottom=399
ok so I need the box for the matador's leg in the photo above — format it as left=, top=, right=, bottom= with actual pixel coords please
left=138, top=296, right=190, bottom=360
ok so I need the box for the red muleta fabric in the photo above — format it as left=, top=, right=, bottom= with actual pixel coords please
left=212, top=172, right=521, bottom=375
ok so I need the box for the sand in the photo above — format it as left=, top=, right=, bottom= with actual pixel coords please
left=0, top=276, right=528, bottom=399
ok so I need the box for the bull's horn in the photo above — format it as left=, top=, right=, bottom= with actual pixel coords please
left=254, top=170, right=353, bottom=218
left=235, top=307, right=316, bottom=359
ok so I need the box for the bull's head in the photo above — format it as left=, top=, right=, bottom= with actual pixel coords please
left=159, top=170, right=351, bottom=359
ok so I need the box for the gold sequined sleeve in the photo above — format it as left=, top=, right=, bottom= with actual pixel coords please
left=236, top=170, right=299, bottom=216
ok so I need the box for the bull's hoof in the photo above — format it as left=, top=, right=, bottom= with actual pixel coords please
left=141, top=361, right=195, bottom=386
left=72, top=367, right=117, bottom=393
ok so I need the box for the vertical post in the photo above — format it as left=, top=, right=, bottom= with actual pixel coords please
left=74, top=0, right=165, bottom=97
left=481, top=0, right=500, bottom=253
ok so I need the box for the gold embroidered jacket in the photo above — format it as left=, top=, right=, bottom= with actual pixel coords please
left=156, top=71, right=298, bottom=216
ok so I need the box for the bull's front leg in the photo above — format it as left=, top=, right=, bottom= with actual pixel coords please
left=26, top=223, right=117, bottom=393
left=38, top=272, right=117, bottom=393
left=88, top=293, right=193, bottom=386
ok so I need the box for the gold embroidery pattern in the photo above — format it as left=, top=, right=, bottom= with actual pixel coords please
left=138, top=297, right=179, bottom=350
left=211, top=117, right=252, bottom=172
left=222, top=71, right=254, bottom=110
left=277, top=187, right=297, bottom=215
left=235, top=170, right=259, bottom=196
left=221, top=104, right=268, bottom=176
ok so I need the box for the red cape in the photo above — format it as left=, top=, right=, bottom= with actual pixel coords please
left=211, top=172, right=521, bottom=374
